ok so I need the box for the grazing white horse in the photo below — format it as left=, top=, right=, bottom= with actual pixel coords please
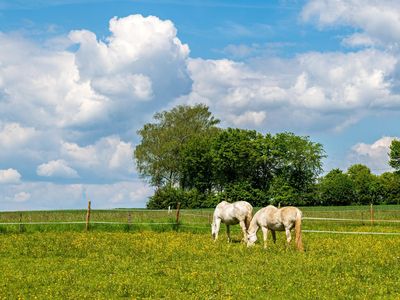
left=247, top=205, right=304, bottom=251
left=211, top=201, right=253, bottom=242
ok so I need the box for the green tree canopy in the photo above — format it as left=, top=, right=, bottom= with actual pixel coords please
left=318, top=169, right=355, bottom=206
left=272, top=132, right=325, bottom=192
left=134, top=104, right=220, bottom=188
left=379, top=172, right=400, bottom=205
left=347, top=164, right=381, bottom=205
left=389, top=139, right=400, bottom=172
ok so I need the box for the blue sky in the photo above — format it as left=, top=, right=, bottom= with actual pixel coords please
left=1, top=0, right=400, bottom=210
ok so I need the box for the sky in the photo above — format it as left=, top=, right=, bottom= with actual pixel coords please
left=1, top=0, right=400, bottom=211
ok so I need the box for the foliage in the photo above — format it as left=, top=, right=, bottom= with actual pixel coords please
left=273, top=132, right=325, bottom=192
left=379, top=172, right=400, bottom=205
left=147, top=186, right=210, bottom=209
left=389, top=139, right=400, bottom=172
left=134, top=104, right=220, bottom=188
left=135, top=104, right=400, bottom=208
left=318, top=169, right=355, bottom=206
left=211, top=181, right=269, bottom=207
left=347, top=164, right=381, bottom=205
left=179, top=133, right=216, bottom=193
left=211, top=128, right=272, bottom=190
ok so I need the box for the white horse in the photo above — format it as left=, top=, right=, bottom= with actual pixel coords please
left=247, top=205, right=304, bottom=251
left=211, top=201, right=253, bottom=242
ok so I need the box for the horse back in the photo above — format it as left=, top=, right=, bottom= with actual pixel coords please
left=214, top=201, right=253, bottom=224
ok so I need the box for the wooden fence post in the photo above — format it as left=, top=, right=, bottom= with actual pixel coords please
left=175, top=202, right=181, bottom=226
left=370, top=203, right=374, bottom=226
left=19, top=213, right=22, bottom=233
left=85, top=200, right=91, bottom=231
left=127, top=212, right=132, bottom=230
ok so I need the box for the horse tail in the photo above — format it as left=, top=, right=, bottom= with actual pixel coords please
left=211, top=213, right=221, bottom=241
left=245, top=207, right=253, bottom=230
left=211, top=215, right=216, bottom=239
left=295, top=210, right=304, bottom=252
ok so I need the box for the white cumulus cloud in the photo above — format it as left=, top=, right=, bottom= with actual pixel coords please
left=0, top=168, right=21, bottom=184
left=349, top=136, right=398, bottom=173
left=37, top=160, right=79, bottom=178
left=60, top=135, right=135, bottom=178
left=302, top=0, right=400, bottom=47
left=180, top=49, right=399, bottom=131
left=14, top=192, right=30, bottom=203
left=0, top=122, right=37, bottom=150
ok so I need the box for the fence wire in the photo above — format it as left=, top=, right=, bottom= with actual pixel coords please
left=1, top=208, right=400, bottom=236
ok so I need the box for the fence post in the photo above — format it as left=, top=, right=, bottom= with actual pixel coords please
left=19, top=213, right=22, bottom=233
left=175, top=202, right=181, bottom=226
left=127, top=212, right=132, bottom=231
left=85, top=200, right=91, bottom=231
left=370, top=203, right=374, bottom=226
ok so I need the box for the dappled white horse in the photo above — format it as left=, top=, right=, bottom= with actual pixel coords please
left=211, top=201, right=253, bottom=242
left=247, top=205, right=304, bottom=251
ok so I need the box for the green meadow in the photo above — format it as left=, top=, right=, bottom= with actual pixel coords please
left=0, top=206, right=400, bottom=299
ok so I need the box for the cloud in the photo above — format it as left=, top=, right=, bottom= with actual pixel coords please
left=37, top=160, right=79, bottom=178
left=302, top=0, right=400, bottom=48
left=0, top=14, right=192, bottom=139
left=0, top=168, right=21, bottom=184
left=227, top=111, right=267, bottom=127
left=0, top=33, right=108, bottom=130
left=181, top=49, right=399, bottom=131
left=60, top=135, right=135, bottom=180
left=0, top=181, right=153, bottom=210
left=0, top=14, right=191, bottom=189
left=69, top=14, right=191, bottom=111
left=349, top=136, right=397, bottom=173
left=341, top=33, right=376, bottom=48
left=2, top=10, right=400, bottom=209
left=14, top=192, right=30, bottom=203
left=0, top=122, right=37, bottom=150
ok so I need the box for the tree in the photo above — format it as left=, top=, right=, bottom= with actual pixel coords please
left=317, top=169, right=354, bottom=206
left=347, top=164, right=381, bottom=205
left=134, top=104, right=220, bottom=188
left=389, top=139, right=400, bottom=172
left=272, top=132, right=325, bottom=196
left=179, top=133, right=217, bottom=193
left=379, top=172, right=400, bottom=205
left=210, top=130, right=324, bottom=206
left=211, top=128, right=266, bottom=190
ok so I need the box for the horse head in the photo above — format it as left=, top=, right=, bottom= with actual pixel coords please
left=246, top=232, right=257, bottom=247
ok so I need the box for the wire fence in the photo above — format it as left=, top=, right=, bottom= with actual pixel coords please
left=1, top=205, right=400, bottom=236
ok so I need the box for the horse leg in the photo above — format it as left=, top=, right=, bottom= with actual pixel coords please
left=285, top=227, right=292, bottom=248
left=239, top=220, right=248, bottom=243
left=271, top=230, right=276, bottom=244
left=261, top=226, right=269, bottom=249
left=226, top=225, right=231, bottom=243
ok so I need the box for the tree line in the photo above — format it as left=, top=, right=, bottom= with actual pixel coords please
left=134, top=104, right=400, bottom=208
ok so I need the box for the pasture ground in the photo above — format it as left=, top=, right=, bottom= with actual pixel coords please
left=1, top=229, right=400, bottom=299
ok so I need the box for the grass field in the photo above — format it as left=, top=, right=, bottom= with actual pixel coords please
left=1, top=205, right=400, bottom=299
